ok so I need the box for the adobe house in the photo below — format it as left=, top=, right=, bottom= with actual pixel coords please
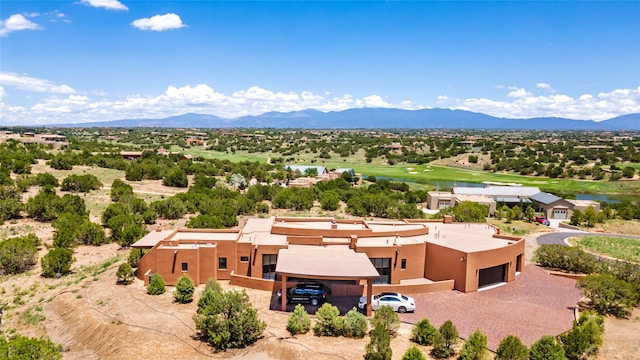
left=133, top=217, right=525, bottom=315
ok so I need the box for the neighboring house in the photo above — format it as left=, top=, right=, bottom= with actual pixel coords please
left=530, top=192, right=601, bottom=220
left=133, top=216, right=525, bottom=315
left=0, top=132, right=68, bottom=149
left=452, top=185, right=541, bottom=204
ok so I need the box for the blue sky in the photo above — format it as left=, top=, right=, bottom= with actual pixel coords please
left=1, top=0, right=639, bottom=125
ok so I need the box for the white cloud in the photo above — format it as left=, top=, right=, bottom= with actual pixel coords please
left=0, top=14, right=41, bottom=37
left=507, top=87, right=531, bottom=98
left=536, top=83, right=554, bottom=92
left=79, top=0, right=128, bottom=11
left=0, top=72, right=75, bottom=94
left=363, top=95, right=391, bottom=108
left=131, top=13, right=185, bottom=31
left=449, top=86, right=640, bottom=120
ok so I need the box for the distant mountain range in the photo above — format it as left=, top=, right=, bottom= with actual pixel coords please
left=53, top=108, right=640, bottom=130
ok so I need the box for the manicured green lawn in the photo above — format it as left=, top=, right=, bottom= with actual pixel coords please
left=176, top=148, right=640, bottom=194
left=573, top=236, right=640, bottom=263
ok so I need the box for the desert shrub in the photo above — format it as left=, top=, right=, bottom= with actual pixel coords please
left=342, top=307, right=367, bottom=338
left=128, top=248, right=147, bottom=268
left=411, top=318, right=439, bottom=346
left=533, top=244, right=597, bottom=274
left=41, top=247, right=74, bottom=278
left=147, top=274, right=166, bottom=295
left=459, top=329, right=488, bottom=360
left=116, top=263, right=134, bottom=284
left=495, top=335, right=528, bottom=360
left=437, top=201, right=487, bottom=223
left=577, top=273, right=638, bottom=318
left=287, top=304, right=311, bottom=336
left=141, top=209, right=157, bottom=224
left=151, top=197, right=187, bottom=220
left=0, top=198, right=23, bottom=223
left=60, top=174, right=102, bottom=192
left=0, top=235, right=38, bottom=275
left=401, top=346, right=425, bottom=360
left=194, top=288, right=265, bottom=350
left=431, top=320, right=458, bottom=359
left=107, top=214, right=146, bottom=247
left=320, top=191, right=340, bottom=211
left=110, top=178, right=133, bottom=202
left=560, top=311, right=603, bottom=360
left=34, top=173, right=59, bottom=187
left=25, top=186, right=59, bottom=221
left=174, top=275, right=195, bottom=303
left=0, top=335, right=62, bottom=359
left=76, top=221, right=108, bottom=246
left=529, top=335, right=566, bottom=360
left=370, top=305, right=400, bottom=336
left=313, top=303, right=343, bottom=336
left=163, top=168, right=188, bottom=188
left=364, top=323, right=392, bottom=360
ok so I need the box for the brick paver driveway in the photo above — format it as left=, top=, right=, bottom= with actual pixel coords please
left=400, top=265, right=581, bottom=351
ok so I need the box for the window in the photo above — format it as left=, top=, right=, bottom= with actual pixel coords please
left=181, top=262, right=188, bottom=271
left=262, top=254, right=278, bottom=280
left=218, top=257, right=227, bottom=270
left=240, top=256, right=249, bottom=262
left=370, top=257, right=391, bottom=284
left=401, top=259, right=407, bottom=270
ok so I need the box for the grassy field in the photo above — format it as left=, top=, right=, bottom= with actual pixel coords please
left=570, top=236, right=640, bottom=263
left=168, top=148, right=640, bottom=194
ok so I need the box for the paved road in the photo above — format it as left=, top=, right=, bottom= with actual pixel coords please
left=537, top=232, right=640, bottom=246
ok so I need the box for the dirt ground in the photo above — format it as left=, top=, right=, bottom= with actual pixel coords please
left=0, top=223, right=637, bottom=359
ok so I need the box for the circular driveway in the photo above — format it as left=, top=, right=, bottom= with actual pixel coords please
left=537, top=232, right=640, bottom=246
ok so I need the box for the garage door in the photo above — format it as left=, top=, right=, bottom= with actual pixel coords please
left=478, top=264, right=506, bottom=289
left=552, top=209, right=567, bottom=219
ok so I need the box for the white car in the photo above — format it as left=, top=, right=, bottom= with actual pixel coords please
left=358, top=292, right=416, bottom=313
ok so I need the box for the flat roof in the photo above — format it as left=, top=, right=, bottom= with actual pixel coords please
left=131, top=229, right=174, bottom=248
left=276, top=245, right=379, bottom=279
left=171, top=231, right=239, bottom=241
left=425, top=223, right=515, bottom=252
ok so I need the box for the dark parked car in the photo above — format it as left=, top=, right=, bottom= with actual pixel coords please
left=277, top=283, right=327, bottom=306
left=535, top=216, right=550, bottom=226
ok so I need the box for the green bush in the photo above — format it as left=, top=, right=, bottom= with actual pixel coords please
left=34, top=173, right=59, bottom=187
left=41, top=247, right=75, bottom=278
left=116, top=263, right=134, bottom=284
left=163, top=169, right=188, bottom=188
left=0, top=235, right=38, bottom=275
left=194, top=287, right=265, bottom=350
left=129, top=249, right=146, bottom=269
left=533, top=244, right=597, bottom=274
left=364, top=323, right=392, bottom=360
left=529, top=335, right=566, bottom=360
left=560, top=311, right=603, bottom=360
left=431, top=320, right=458, bottom=359
left=342, top=307, right=367, bottom=338
left=577, top=273, right=638, bottom=318
left=0, top=335, right=62, bottom=359
left=495, top=335, right=528, bottom=360
left=401, top=346, right=425, bottom=360
left=411, top=318, right=439, bottom=346
left=287, top=304, right=311, bottom=336
left=61, top=174, right=102, bottom=192
left=459, top=329, right=488, bottom=360
left=174, top=275, right=195, bottom=303
left=370, top=305, right=400, bottom=336
left=147, top=274, right=166, bottom=295
left=313, top=303, right=343, bottom=336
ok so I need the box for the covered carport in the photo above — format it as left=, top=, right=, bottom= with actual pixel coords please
left=275, top=245, right=380, bottom=316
